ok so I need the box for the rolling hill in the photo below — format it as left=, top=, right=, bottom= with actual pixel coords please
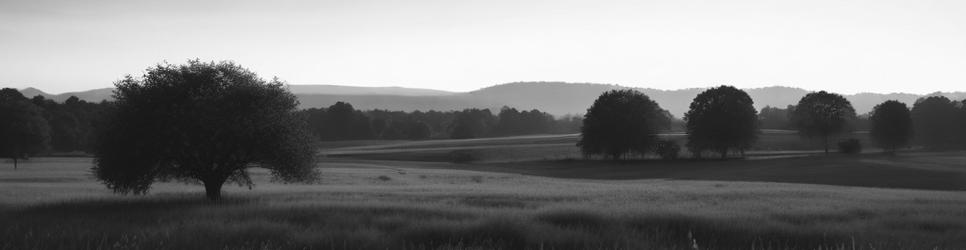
left=17, top=82, right=966, bottom=117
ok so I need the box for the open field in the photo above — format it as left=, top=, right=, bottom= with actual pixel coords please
left=322, top=131, right=878, bottom=163
left=3, top=145, right=966, bottom=250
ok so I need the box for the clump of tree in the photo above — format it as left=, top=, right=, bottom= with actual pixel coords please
left=493, top=107, right=555, bottom=136
left=93, top=60, right=318, bottom=200
left=759, top=105, right=794, bottom=130
left=578, top=89, right=670, bottom=159
left=869, top=100, right=912, bottom=153
left=684, top=85, right=759, bottom=159
left=302, top=105, right=580, bottom=141
left=449, top=108, right=498, bottom=139
left=911, top=96, right=962, bottom=149
left=790, top=91, right=856, bottom=154
left=0, top=88, right=50, bottom=169
left=30, top=96, right=110, bottom=153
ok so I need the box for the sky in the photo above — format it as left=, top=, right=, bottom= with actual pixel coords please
left=1, top=0, right=965, bottom=94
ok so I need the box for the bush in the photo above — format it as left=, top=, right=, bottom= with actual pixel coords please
left=655, top=140, right=681, bottom=160
left=837, top=139, right=862, bottom=154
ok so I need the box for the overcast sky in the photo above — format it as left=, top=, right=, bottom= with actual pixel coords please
left=1, top=0, right=965, bottom=94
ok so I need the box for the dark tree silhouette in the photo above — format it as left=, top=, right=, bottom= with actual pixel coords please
left=684, top=85, right=759, bottom=159
left=910, top=96, right=960, bottom=149
left=791, top=91, right=856, bottom=154
left=870, top=100, right=912, bottom=153
left=578, top=89, right=669, bottom=159
left=449, top=108, right=495, bottom=139
left=0, top=88, right=50, bottom=169
left=93, top=60, right=318, bottom=200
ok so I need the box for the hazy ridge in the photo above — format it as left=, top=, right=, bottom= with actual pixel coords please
left=18, top=82, right=966, bottom=117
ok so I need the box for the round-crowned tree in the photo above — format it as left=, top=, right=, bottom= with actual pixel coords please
left=791, top=91, right=856, bottom=155
left=870, top=100, right=912, bottom=153
left=0, top=88, right=50, bottom=169
left=911, top=96, right=959, bottom=149
left=684, top=85, right=759, bottom=159
left=578, top=89, right=668, bottom=160
left=93, top=60, right=317, bottom=200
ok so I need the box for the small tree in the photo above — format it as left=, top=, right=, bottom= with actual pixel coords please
left=0, top=88, right=50, bottom=169
left=93, top=60, right=317, bottom=200
left=870, top=100, right=912, bottom=153
left=684, top=85, right=759, bottom=159
left=791, top=91, right=856, bottom=154
left=578, top=89, right=669, bottom=159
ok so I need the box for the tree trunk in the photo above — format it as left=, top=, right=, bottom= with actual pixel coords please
left=13, top=158, right=17, bottom=170
left=823, top=136, right=829, bottom=155
left=203, top=177, right=227, bottom=201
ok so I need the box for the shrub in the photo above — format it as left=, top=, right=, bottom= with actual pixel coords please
left=655, top=140, right=681, bottom=160
left=837, top=139, right=862, bottom=154
left=377, top=175, right=392, bottom=181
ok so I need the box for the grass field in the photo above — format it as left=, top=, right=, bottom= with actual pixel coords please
left=2, top=134, right=965, bottom=249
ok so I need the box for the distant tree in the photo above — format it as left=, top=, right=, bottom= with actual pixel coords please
left=0, top=88, right=50, bottom=169
left=869, top=100, right=912, bottom=153
left=449, top=108, right=495, bottom=139
left=911, top=96, right=960, bottom=149
left=578, top=89, right=669, bottom=159
left=684, top=86, right=759, bottom=159
left=93, top=60, right=317, bottom=200
left=759, top=105, right=793, bottom=130
left=406, top=121, right=432, bottom=140
left=791, top=91, right=856, bottom=154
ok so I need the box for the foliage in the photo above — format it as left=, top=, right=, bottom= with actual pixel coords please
left=869, top=100, right=912, bottom=153
left=790, top=91, right=856, bottom=154
left=578, top=89, right=669, bottom=159
left=837, top=138, right=862, bottom=154
left=449, top=109, right=497, bottom=139
left=0, top=88, right=50, bottom=169
left=684, top=85, right=759, bottom=158
left=655, top=140, right=681, bottom=160
left=910, top=96, right=961, bottom=149
left=759, top=105, right=794, bottom=130
left=493, top=106, right=555, bottom=136
left=92, top=60, right=318, bottom=200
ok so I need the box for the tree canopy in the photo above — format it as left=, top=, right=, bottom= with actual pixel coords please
left=684, top=85, right=759, bottom=158
left=93, top=60, right=318, bottom=200
left=0, top=88, right=50, bottom=169
left=870, top=100, right=912, bottom=153
left=910, top=96, right=961, bottom=149
left=578, top=89, right=669, bottom=159
left=791, top=91, right=856, bottom=154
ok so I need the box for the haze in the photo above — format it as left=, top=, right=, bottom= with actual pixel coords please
left=2, top=0, right=965, bottom=94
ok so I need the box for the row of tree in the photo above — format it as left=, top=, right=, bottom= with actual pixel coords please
left=302, top=102, right=582, bottom=141
left=0, top=89, right=112, bottom=168
left=578, top=86, right=966, bottom=159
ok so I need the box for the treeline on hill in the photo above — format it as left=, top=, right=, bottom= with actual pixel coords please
left=301, top=101, right=582, bottom=141
left=578, top=86, right=966, bottom=160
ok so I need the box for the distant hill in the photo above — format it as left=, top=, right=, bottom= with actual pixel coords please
left=287, top=84, right=454, bottom=96
left=18, top=87, right=114, bottom=103
left=18, top=82, right=966, bottom=117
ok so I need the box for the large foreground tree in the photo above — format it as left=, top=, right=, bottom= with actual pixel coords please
left=870, top=100, right=912, bottom=153
left=791, top=91, right=856, bottom=154
left=0, top=88, right=50, bottom=169
left=684, top=85, right=759, bottom=159
left=578, top=89, right=669, bottom=159
left=93, top=60, right=318, bottom=200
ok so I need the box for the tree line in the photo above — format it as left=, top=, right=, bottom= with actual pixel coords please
left=578, top=86, right=966, bottom=159
left=301, top=102, right=582, bottom=141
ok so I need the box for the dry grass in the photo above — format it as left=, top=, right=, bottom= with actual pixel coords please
left=2, top=157, right=966, bottom=249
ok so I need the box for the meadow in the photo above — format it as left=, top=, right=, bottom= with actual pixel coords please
left=2, top=133, right=966, bottom=250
